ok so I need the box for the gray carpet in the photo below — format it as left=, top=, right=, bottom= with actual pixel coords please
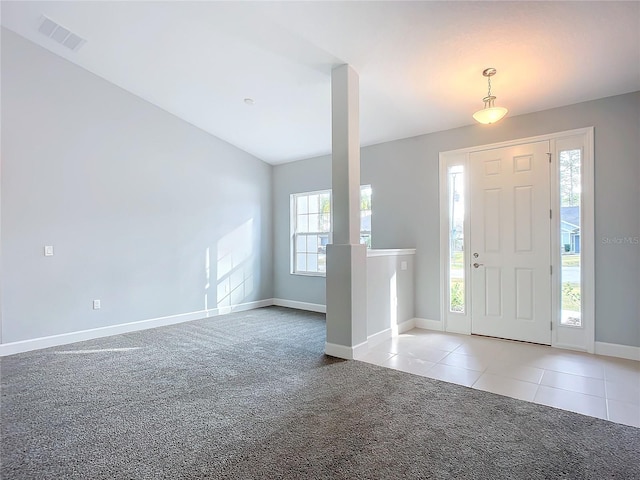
left=1, top=306, right=639, bottom=479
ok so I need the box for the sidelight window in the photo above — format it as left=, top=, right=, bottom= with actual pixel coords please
left=448, top=166, right=465, bottom=313
left=559, top=148, right=582, bottom=327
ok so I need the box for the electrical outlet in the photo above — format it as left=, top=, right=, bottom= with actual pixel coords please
left=401, top=261, right=408, bottom=271
left=93, top=299, right=101, bottom=310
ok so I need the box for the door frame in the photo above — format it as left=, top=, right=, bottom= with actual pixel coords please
left=438, top=127, right=594, bottom=353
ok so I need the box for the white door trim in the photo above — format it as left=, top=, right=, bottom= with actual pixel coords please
left=439, top=127, right=595, bottom=353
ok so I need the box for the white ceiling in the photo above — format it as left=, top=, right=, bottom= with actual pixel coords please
left=2, top=1, right=639, bottom=164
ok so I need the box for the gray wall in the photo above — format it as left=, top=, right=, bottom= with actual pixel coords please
left=1, top=29, right=273, bottom=343
left=273, top=91, right=640, bottom=348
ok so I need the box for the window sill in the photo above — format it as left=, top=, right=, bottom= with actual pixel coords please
left=291, top=271, right=326, bottom=278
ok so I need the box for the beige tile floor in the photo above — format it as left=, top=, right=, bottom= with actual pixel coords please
left=356, top=329, right=640, bottom=428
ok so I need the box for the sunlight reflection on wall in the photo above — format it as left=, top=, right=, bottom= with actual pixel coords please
left=390, top=272, right=397, bottom=328
left=215, top=219, right=255, bottom=311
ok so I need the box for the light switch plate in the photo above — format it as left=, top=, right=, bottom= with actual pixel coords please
left=401, top=261, right=408, bottom=271
left=44, top=245, right=54, bottom=256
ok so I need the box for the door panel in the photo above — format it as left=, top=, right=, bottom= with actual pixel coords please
left=484, top=267, right=502, bottom=316
left=514, top=186, right=533, bottom=252
left=483, top=189, right=501, bottom=252
left=515, top=268, right=534, bottom=320
left=470, top=141, right=551, bottom=344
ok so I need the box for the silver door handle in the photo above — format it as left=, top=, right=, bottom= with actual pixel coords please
left=473, top=263, right=484, bottom=268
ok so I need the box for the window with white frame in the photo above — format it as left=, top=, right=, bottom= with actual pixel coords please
left=291, top=185, right=372, bottom=275
left=292, top=190, right=332, bottom=274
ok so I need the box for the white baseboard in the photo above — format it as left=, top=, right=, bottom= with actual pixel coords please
left=216, top=299, right=273, bottom=316
left=395, top=318, right=416, bottom=335
left=0, top=299, right=273, bottom=357
left=367, top=327, right=392, bottom=348
left=272, top=298, right=326, bottom=313
left=414, top=318, right=443, bottom=331
left=595, top=341, right=640, bottom=362
left=325, top=340, right=368, bottom=360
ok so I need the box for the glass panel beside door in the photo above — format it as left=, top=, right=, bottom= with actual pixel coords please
left=559, top=148, right=582, bottom=327
left=448, top=165, right=465, bottom=313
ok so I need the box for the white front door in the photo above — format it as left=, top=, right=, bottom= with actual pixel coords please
left=469, top=141, right=552, bottom=344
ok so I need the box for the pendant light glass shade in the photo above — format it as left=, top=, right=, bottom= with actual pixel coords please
left=473, top=105, right=508, bottom=124
left=473, top=68, right=508, bottom=124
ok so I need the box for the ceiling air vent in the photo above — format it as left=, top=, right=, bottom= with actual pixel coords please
left=37, top=15, right=86, bottom=52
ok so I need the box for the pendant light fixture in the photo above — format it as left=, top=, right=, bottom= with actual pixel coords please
left=473, top=68, right=508, bottom=124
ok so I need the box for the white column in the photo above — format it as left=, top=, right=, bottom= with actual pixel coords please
left=325, top=64, right=367, bottom=359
